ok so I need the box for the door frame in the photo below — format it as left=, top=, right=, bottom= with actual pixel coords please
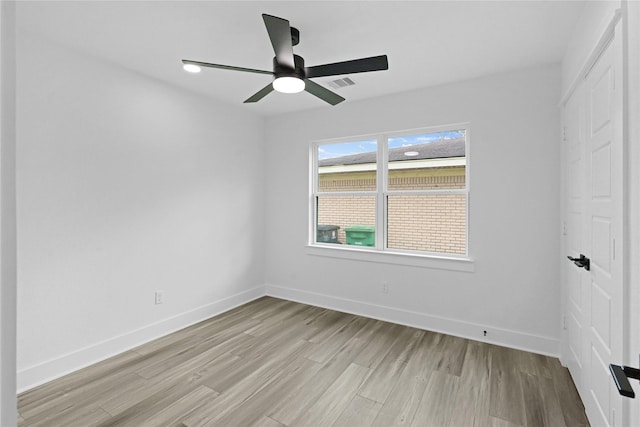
left=623, top=0, right=640, bottom=425
left=0, top=1, right=17, bottom=426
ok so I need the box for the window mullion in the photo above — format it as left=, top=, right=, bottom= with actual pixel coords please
left=310, top=142, right=318, bottom=245
left=377, top=135, right=387, bottom=250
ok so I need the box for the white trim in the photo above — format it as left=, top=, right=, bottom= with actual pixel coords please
left=316, top=191, right=377, bottom=197
left=17, top=285, right=265, bottom=393
left=305, top=244, right=475, bottom=272
left=625, top=3, right=640, bottom=427
left=385, top=188, right=466, bottom=196
left=377, top=135, right=386, bottom=250
left=389, top=157, right=465, bottom=170
left=561, top=8, right=622, bottom=106
left=265, top=283, right=560, bottom=357
left=319, top=163, right=376, bottom=173
left=318, top=157, right=466, bottom=174
left=310, top=124, right=470, bottom=257
left=0, top=2, right=17, bottom=425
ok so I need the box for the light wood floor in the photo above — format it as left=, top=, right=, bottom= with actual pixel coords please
left=18, top=297, right=589, bottom=427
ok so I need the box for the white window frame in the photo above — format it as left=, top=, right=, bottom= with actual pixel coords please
left=308, top=123, right=473, bottom=272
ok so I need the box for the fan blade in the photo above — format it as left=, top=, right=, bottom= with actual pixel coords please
left=182, top=59, right=273, bottom=75
left=305, top=55, right=388, bottom=78
left=262, top=14, right=295, bottom=69
left=244, top=83, right=274, bottom=103
left=304, top=79, right=345, bottom=106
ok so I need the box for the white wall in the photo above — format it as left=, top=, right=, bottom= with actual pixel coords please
left=264, top=64, right=561, bottom=355
left=16, top=33, right=266, bottom=391
left=0, top=2, right=17, bottom=424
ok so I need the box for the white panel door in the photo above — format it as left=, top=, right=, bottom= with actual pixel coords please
left=583, top=26, right=623, bottom=427
left=562, top=22, right=624, bottom=427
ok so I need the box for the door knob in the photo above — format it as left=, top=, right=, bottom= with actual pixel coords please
left=567, top=254, right=590, bottom=271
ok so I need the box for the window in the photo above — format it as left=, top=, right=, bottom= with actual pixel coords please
left=311, top=125, right=468, bottom=258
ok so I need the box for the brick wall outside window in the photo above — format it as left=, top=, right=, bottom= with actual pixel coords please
left=317, top=166, right=466, bottom=254
left=387, top=193, right=466, bottom=254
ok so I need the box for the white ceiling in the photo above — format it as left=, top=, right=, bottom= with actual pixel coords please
left=17, top=1, right=585, bottom=117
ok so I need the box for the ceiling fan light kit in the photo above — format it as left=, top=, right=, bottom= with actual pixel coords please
left=273, top=76, right=305, bottom=93
left=182, top=63, right=201, bottom=73
left=181, top=13, right=388, bottom=105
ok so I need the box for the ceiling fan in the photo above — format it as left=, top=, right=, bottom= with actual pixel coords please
left=181, top=14, right=389, bottom=106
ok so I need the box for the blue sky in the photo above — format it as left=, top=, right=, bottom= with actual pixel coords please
left=318, top=130, right=464, bottom=160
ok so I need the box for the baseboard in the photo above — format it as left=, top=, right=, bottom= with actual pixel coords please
left=17, top=285, right=265, bottom=393
left=265, top=283, right=560, bottom=357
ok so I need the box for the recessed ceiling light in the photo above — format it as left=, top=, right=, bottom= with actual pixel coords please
left=183, top=64, right=201, bottom=73
left=404, top=151, right=419, bottom=157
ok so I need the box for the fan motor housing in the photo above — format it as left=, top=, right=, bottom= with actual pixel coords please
left=273, top=54, right=306, bottom=79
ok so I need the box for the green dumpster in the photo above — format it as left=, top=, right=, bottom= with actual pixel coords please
left=345, top=225, right=375, bottom=246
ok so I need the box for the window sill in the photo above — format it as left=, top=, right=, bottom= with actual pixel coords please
left=305, top=244, right=475, bottom=272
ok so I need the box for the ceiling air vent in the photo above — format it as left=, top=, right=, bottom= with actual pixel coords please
left=325, top=77, right=356, bottom=90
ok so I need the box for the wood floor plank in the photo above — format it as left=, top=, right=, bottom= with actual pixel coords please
left=518, top=350, right=553, bottom=379
left=203, top=327, right=312, bottom=393
left=18, top=297, right=589, bottom=427
left=450, top=340, right=492, bottom=427
left=352, top=321, right=405, bottom=369
left=548, top=358, right=590, bottom=427
left=229, top=315, right=313, bottom=360
left=489, top=345, right=526, bottom=426
left=27, top=402, right=112, bottom=427
left=135, top=385, right=219, bottom=426
left=18, top=349, right=144, bottom=418
left=266, top=352, right=357, bottom=425
left=358, top=327, right=425, bottom=403
left=244, top=302, right=311, bottom=337
left=305, top=311, right=356, bottom=344
left=291, top=362, right=371, bottom=427
left=20, top=370, right=146, bottom=423
left=211, top=357, right=321, bottom=427
left=520, top=372, right=567, bottom=427
left=334, top=395, right=383, bottom=427
left=249, top=298, right=299, bottom=321
left=305, top=315, right=368, bottom=363
left=433, top=333, right=469, bottom=376
left=135, top=329, right=255, bottom=379
left=251, top=416, right=286, bottom=427
left=370, top=331, right=438, bottom=427
left=265, top=317, right=387, bottom=425
left=410, top=370, right=460, bottom=427
left=485, top=416, right=524, bottom=427
left=183, top=340, right=314, bottom=426
left=96, top=382, right=203, bottom=427
left=99, top=350, right=238, bottom=417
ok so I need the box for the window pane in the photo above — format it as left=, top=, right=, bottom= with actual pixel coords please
left=387, top=194, right=466, bottom=254
left=387, top=130, right=465, bottom=190
left=317, top=140, right=377, bottom=192
left=317, top=195, right=375, bottom=246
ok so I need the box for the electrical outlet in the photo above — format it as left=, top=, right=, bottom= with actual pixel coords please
left=155, top=290, right=164, bottom=305
left=381, top=282, right=389, bottom=294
